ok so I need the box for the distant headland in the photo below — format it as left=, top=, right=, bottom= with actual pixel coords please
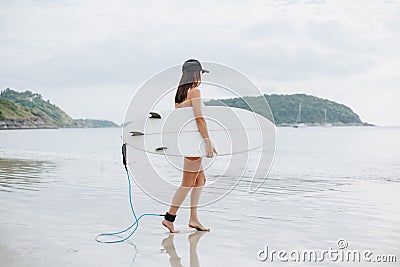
left=0, top=88, right=118, bottom=129
left=206, top=94, right=373, bottom=127
left=1, top=88, right=372, bottom=130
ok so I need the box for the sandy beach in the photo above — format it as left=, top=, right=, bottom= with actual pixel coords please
left=0, top=127, right=399, bottom=266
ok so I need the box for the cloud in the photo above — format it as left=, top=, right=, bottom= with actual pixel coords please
left=0, top=0, right=399, bottom=125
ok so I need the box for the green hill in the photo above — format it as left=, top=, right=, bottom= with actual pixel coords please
left=0, top=98, right=36, bottom=121
left=1, top=88, right=74, bottom=127
left=206, top=94, right=370, bottom=126
left=0, top=88, right=118, bottom=129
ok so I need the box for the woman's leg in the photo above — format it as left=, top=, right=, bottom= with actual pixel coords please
left=189, top=170, right=209, bottom=231
left=162, top=157, right=202, bottom=233
left=168, top=170, right=200, bottom=214
left=189, top=170, right=205, bottom=221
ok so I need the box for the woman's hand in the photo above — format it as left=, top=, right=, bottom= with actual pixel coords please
left=205, top=140, right=217, bottom=158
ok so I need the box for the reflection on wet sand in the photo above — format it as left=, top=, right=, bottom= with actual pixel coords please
left=0, top=158, right=55, bottom=192
left=161, top=231, right=208, bottom=267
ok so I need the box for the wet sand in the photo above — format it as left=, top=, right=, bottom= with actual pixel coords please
left=1, top=127, right=399, bottom=266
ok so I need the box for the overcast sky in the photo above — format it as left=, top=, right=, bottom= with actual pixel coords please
left=1, top=0, right=399, bottom=125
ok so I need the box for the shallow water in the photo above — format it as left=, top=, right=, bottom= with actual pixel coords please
left=0, top=127, right=399, bottom=266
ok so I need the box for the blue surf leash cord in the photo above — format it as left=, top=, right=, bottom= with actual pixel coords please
left=95, top=144, right=163, bottom=244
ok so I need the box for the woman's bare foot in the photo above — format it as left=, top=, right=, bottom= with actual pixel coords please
left=162, top=219, right=179, bottom=233
left=188, top=220, right=210, bottom=231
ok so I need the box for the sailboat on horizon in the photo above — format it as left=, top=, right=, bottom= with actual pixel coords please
left=293, top=101, right=307, bottom=128
left=323, top=108, right=333, bottom=127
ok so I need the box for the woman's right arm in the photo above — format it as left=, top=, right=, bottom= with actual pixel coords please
left=189, top=88, right=217, bottom=158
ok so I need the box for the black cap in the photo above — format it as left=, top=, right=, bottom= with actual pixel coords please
left=182, top=59, right=209, bottom=73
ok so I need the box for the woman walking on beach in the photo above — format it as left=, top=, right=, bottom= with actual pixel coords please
left=162, top=59, right=217, bottom=233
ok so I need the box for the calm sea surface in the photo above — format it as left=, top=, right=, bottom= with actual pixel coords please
left=0, top=127, right=399, bottom=266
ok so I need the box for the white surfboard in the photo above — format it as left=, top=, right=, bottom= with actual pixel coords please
left=123, top=106, right=275, bottom=157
